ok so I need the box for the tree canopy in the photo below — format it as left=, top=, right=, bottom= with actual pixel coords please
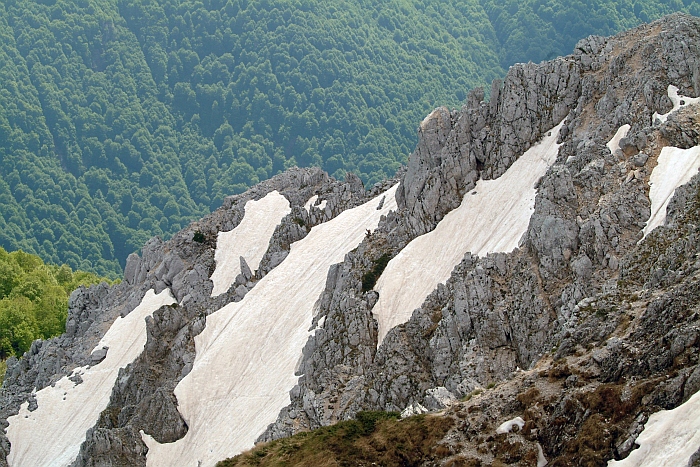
left=0, top=246, right=111, bottom=360
left=0, top=0, right=694, bottom=276
left=481, top=0, right=699, bottom=66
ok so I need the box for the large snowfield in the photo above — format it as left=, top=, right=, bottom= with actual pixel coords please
left=142, top=186, right=398, bottom=466
left=372, top=122, right=563, bottom=344
left=210, top=191, right=291, bottom=297
left=6, top=289, right=176, bottom=467
left=607, top=388, right=700, bottom=467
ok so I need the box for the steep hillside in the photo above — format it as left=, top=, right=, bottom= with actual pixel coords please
left=0, top=0, right=502, bottom=277
left=0, top=0, right=695, bottom=277
left=2, top=12, right=700, bottom=467
left=481, top=0, right=700, bottom=67
left=0, top=247, right=110, bottom=365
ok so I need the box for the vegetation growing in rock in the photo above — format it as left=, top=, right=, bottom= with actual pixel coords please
left=217, top=411, right=454, bottom=466
left=192, top=230, right=205, bottom=243
left=361, top=252, right=391, bottom=292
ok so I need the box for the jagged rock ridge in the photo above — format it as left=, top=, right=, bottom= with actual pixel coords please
left=1, top=12, right=700, bottom=467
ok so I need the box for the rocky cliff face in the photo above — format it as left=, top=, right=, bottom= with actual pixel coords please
left=2, top=12, right=700, bottom=467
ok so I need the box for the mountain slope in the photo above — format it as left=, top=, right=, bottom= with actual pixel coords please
left=0, top=0, right=502, bottom=277
left=0, top=0, right=696, bottom=277
left=2, top=11, right=700, bottom=467
left=481, top=0, right=700, bottom=67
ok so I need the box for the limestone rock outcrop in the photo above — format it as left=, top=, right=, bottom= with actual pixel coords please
left=259, top=14, right=700, bottom=467
left=2, top=13, right=700, bottom=467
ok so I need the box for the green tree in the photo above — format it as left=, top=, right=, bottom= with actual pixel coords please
left=0, top=297, right=38, bottom=358
left=0, top=247, right=111, bottom=359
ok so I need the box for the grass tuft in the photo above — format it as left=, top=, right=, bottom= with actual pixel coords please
left=361, top=253, right=391, bottom=292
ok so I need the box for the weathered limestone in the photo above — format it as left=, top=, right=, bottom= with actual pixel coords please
left=2, top=13, right=700, bottom=467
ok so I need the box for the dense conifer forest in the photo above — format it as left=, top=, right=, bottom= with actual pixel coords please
left=0, top=0, right=696, bottom=277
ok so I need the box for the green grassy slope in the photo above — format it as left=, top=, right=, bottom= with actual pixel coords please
left=217, top=411, right=455, bottom=467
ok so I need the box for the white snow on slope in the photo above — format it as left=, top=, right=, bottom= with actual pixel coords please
left=653, top=85, right=700, bottom=123
left=6, top=289, right=176, bottom=467
left=643, top=145, right=700, bottom=238
left=537, top=442, right=549, bottom=467
left=607, top=388, right=700, bottom=467
left=210, top=191, right=291, bottom=297
left=304, top=195, right=327, bottom=212
left=607, top=124, right=630, bottom=155
left=373, top=122, right=563, bottom=344
left=143, top=186, right=398, bottom=467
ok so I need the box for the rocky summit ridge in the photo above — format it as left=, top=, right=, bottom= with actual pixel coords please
left=2, top=12, right=700, bottom=467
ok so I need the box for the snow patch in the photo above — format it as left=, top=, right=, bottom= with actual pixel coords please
left=304, top=195, right=326, bottom=212
left=496, top=417, right=525, bottom=434
left=143, top=186, right=398, bottom=467
left=6, top=289, right=176, bottom=467
left=373, top=122, right=563, bottom=344
left=304, top=195, right=318, bottom=211
left=653, top=85, right=700, bottom=123
left=210, top=191, right=291, bottom=297
left=607, top=124, right=630, bottom=155
left=607, top=388, right=700, bottom=467
left=643, top=145, right=700, bottom=238
left=537, top=442, right=548, bottom=467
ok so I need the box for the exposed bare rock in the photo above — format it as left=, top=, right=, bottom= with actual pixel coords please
left=0, top=167, right=392, bottom=466
left=259, top=17, right=700, bottom=467
left=3, top=13, right=700, bottom=467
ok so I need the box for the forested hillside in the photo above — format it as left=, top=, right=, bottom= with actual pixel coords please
left=0, top=0, right=695, bottom=277
left=0, top=247, right=109, bottom=372
left=482, top=0, right=700, bottom=66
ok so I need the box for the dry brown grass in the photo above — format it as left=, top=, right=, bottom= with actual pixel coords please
left=217, top=411, right=454, bottom=467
